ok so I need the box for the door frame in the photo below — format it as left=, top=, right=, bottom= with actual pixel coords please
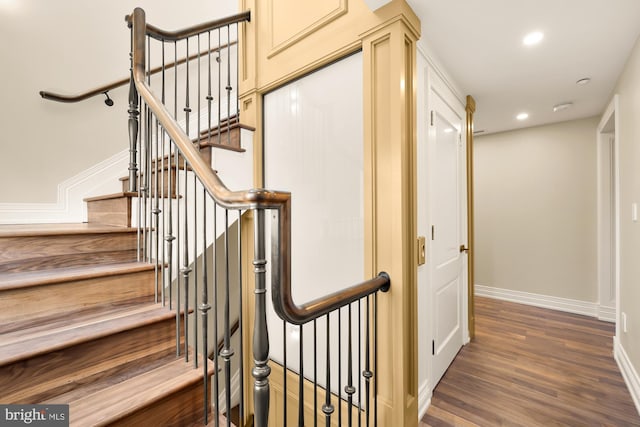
left=596, top=94, right=620, bottom=325
left=465, top=95, right=476, bottom=339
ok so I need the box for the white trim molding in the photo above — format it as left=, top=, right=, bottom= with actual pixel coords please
left=614, top=337, right=640, bottom=416
left=475, top=284, right=599, bottom=318
left=598, top=305, right=616, bottom=323
left=418, top=380, right=432, bottom=421
left=0, top=149, right=128, bottom=224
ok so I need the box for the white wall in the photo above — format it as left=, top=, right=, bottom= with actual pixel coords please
left=474, top=117, right=599, bottom=304
left=0, top=0, right=237, bottom=203
left=612, top=32, right=640, bottom=412
left=263, top=52, right=364, bottom=399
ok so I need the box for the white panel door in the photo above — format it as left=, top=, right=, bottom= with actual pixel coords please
left=430, top=89, right=466, bottom=386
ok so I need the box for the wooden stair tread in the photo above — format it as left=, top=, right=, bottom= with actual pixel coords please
left=0, top=262, right=154, bottom=291
left=84, top=192, right=138, bottom=202
left=0, top=303, right=175, bottom=367
left=0, top=223, right=136, bottom=238
left=66, top=356, right=215, bottom=426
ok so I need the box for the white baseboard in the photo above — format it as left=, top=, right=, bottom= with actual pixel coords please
left=418, top=380, right=431, bottom=421
left=475, top=284, right=599, bottom=318
left=598, top=305, right=616, bottom=323
left=0, top=149, right=128, bottom=224
left=614, top=337, right=640, bottom=416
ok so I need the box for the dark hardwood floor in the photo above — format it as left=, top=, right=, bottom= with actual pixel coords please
left=421, top=297, right=640, bottom=427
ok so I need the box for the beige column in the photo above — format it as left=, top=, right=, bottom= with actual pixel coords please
left=362, top=14, right=419, bottom=426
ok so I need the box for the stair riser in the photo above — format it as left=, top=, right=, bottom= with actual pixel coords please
left=0, top=250, right=138, bottom=274
left=0, top=233, right=137, bottom=273
left=0, top=316, right=178, bottom=404
left=121, top=168, right=177, bottom=195
left=87, top=197, right=132, bottom=227
left=101, top=378, right=210, bottom=427
left=0, top=270, right=156, bottom=324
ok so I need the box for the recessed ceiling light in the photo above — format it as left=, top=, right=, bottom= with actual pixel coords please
left=516, top=112, right=529, bottom=121
left=576, top=78, right=591, bottom=85
left=553, top=102, right=573, bottom=112
left=523, top=31, right=544, bottom=46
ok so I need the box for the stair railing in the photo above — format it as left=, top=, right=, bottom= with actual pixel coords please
left=127, top=7, right=390, bottom=426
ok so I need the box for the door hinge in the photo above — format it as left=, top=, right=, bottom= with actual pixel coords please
left=430, top=110, right=434, bottom=126
left=431, top=225, right=435, bottom=240
left=432, top=340, right=435, bottom=355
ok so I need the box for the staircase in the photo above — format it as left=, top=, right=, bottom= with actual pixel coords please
left=0, top=127, right=247, bottom=425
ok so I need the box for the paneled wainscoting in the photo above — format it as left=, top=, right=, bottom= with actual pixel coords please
left=420, top=297, right=640, bottom=426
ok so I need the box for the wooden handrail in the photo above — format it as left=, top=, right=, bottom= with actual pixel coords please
left=130, top=6, right=389, bottom=326
left=127, top=10, right=251, bottom=41
left=39, top=42, right=236, bottom=104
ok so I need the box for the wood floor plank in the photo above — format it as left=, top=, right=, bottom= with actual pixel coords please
left=422, top=297, right=640, bottom=427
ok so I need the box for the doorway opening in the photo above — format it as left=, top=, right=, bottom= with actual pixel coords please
left=596, top=95, right=619, bottom=326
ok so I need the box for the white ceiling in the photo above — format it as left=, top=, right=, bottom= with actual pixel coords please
left=407, top=0, right=640, bottom=135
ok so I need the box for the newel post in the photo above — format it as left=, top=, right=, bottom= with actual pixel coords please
left=252, top=209, right=270, bottom=426
left=127, top=59, right=139, bottom=193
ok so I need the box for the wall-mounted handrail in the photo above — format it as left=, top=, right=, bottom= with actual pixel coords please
left=39, top=43, right=236, bottom=104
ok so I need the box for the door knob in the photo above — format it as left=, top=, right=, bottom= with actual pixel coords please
left=460, top=245, right=469, bottom=253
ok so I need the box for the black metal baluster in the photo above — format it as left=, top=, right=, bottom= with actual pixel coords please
left=207, top=31, right=213, bottom=146
left=283, top=319, right=287, bottom=427
left=346, top=303, right=355, bottom=427
left=149, top=34, right=159, bottom=302
left=182, top=153, right=190, bottom=362
left=200, top=180, right=211, bottom=424
left=238, top=209, right=245, bottom=426
left=146, top=34, right=152, bottom=263
left=153, top=115, right=160, bottom=303
left=194, top=33, right=202, bottom=368
left=226, top=24, right=232, bottom=145
left=217, top=28, right=222, bottom=145
left=213, top=203, right=220, bottom=427
left=373, top=294, right=378, bottom=427
left=358, top=299, right=362, bottom=427
left=182, top=37, right=192, bottom=363
left=314, top=319, right=318, bottom=427
left=160, top=41, right=166, bottom=307
left=222, top=210, right=233, bottom=427
left=175, top=149, right=181, bottom=356
left=323, top=314, right=334, bottom=427
left=338, top=308, right=342, bottom=426
left=364, top=297, right=371, bottom=427
left=298, top=324, right=304, bottom=427
left=234, top=23, right=240, bottom=120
